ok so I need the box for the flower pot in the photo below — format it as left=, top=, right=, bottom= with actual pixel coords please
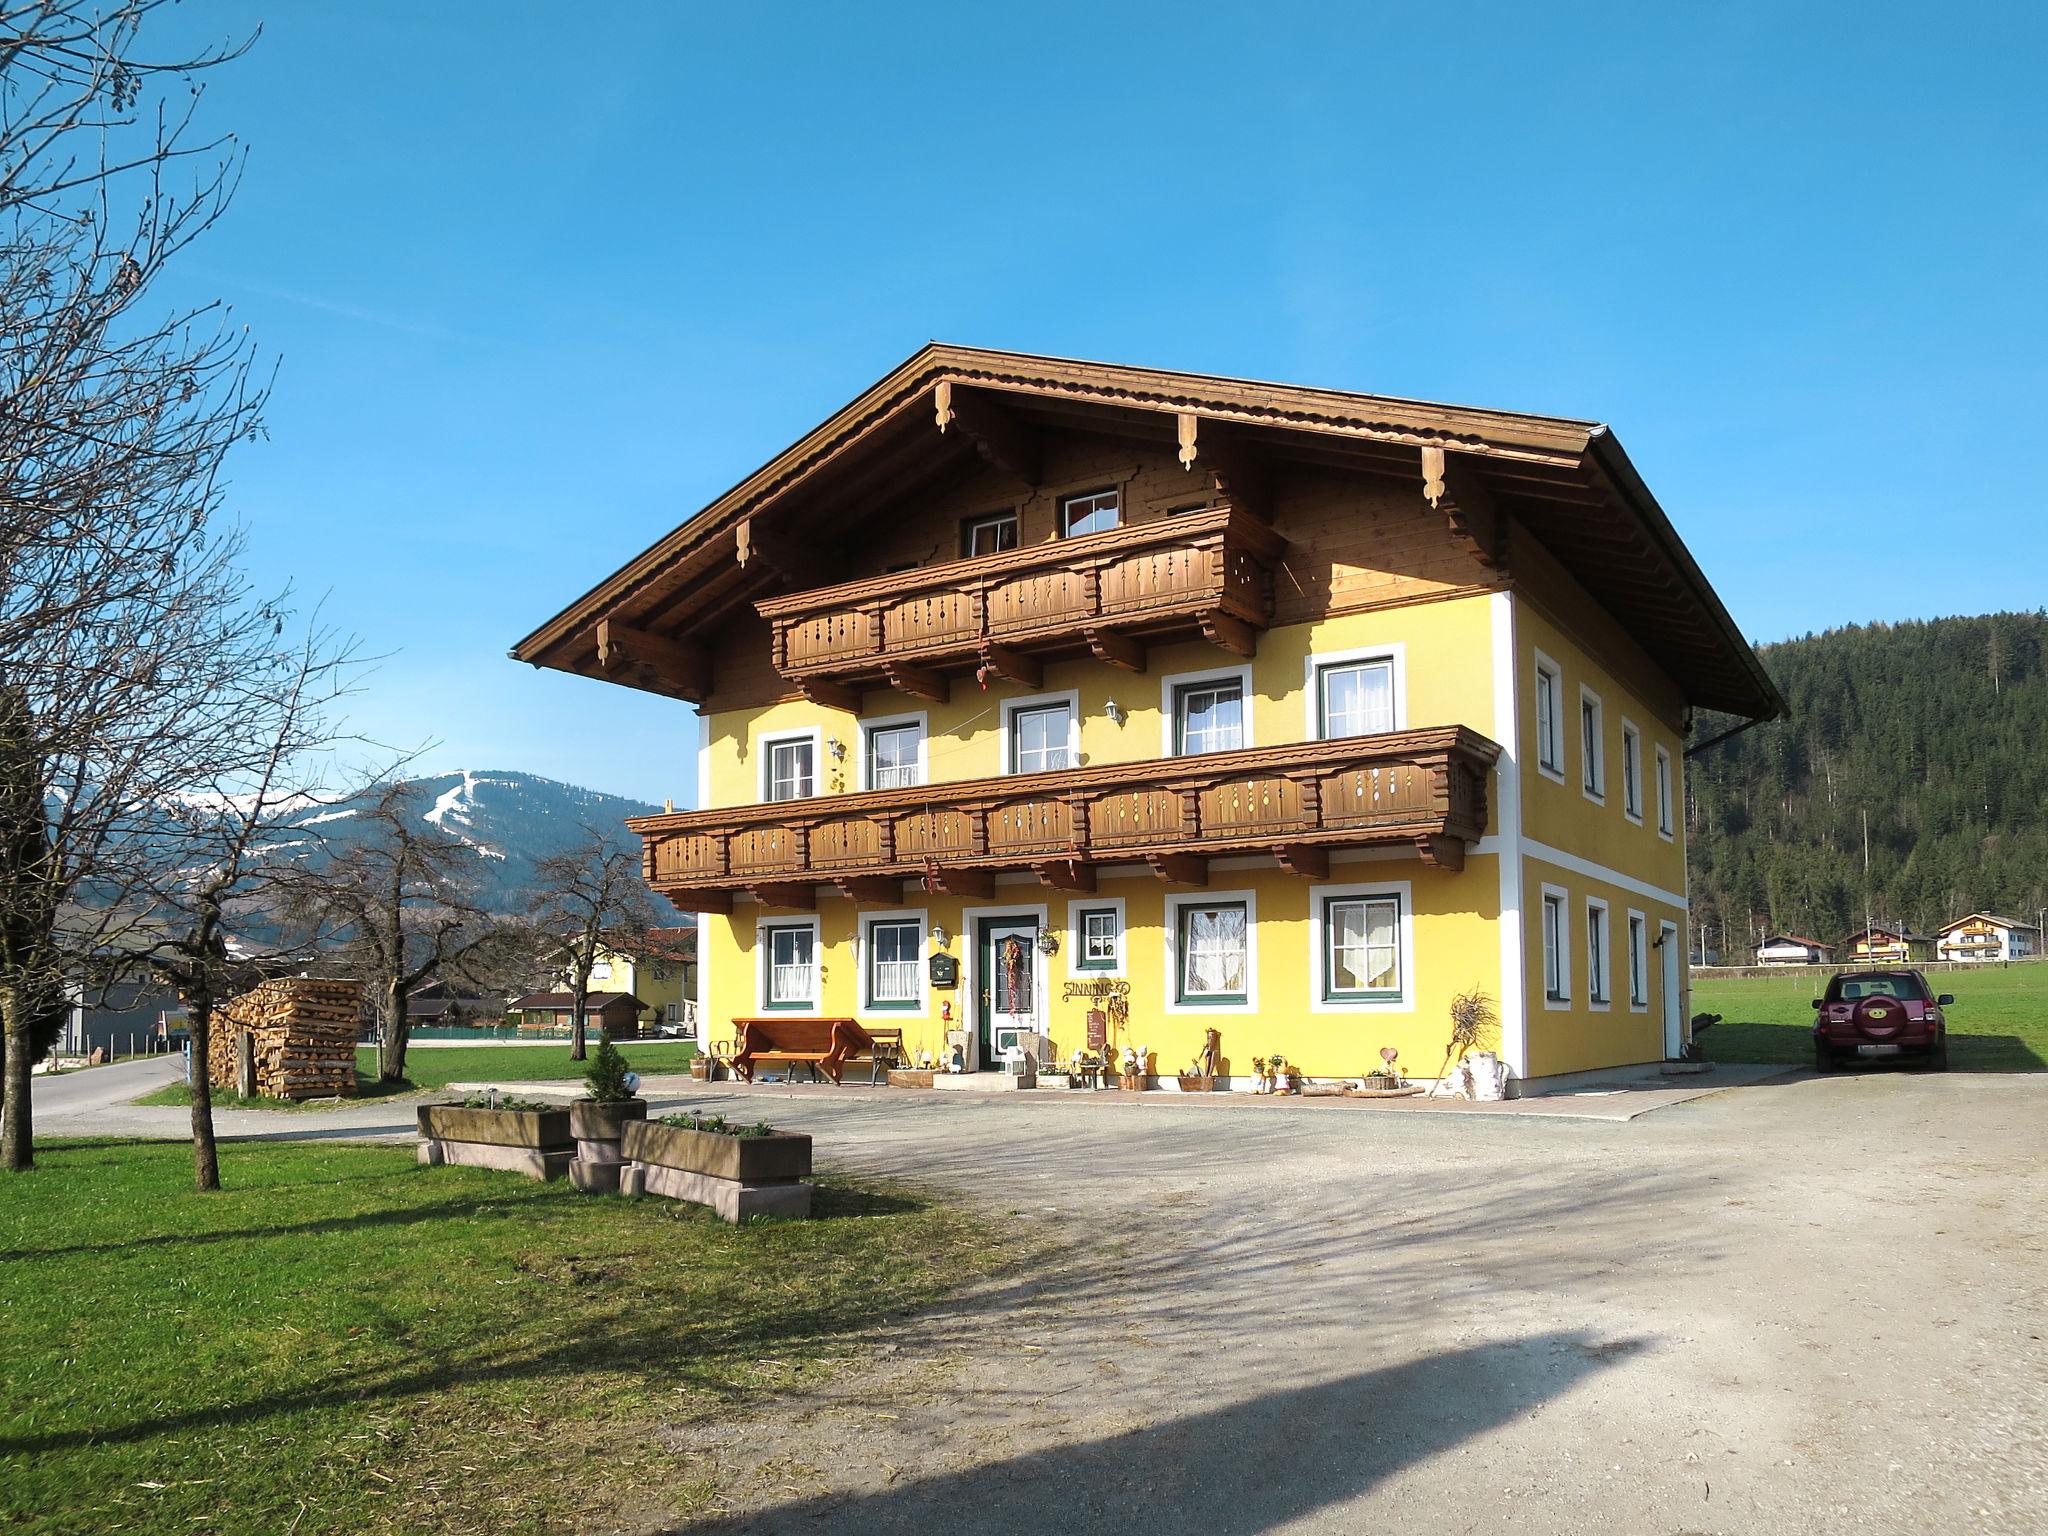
left=416, top=1104, right=574, bottom=1180
left=569, top=1098, right=647, bottom=1140
left=568, top=1098, right=648, bottom=1194
left=620, top=1119, right=813, bottom=1221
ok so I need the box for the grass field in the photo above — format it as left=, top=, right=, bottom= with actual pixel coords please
left=136, top=1041, right=701, bottom=1109
left=1692, top=964, right=2048, bottom=1071
left=0, top=1139, right=1004, bottom=1536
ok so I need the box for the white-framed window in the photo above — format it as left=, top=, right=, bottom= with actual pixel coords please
left=963, top=510, right=1019, bottom=558
left=1534, top=652, right=1565, bottom=781
left=1310, top=879, right=1414, bottom=1012
left=1620, top=719, right=1644, bottom=823
left=861, top=911, right=925, bottom=1014
left=1306, top=644, right=1404, bottom=740
left=1161, top=664, right=1252, bottom=757
left=1068, top=897, right=1125, bottom=977
left=1164, top=890, right=1257, bottom=1013
left=1627, top=909, right=1650, bottom=1011
left=1002, top=690, right=1079, bottom=775
left=757, top=917, right=820, bottom=1014
left=861, top=713, right=926, bottom=790
left=759, top=728, right=820, bottom=803
left=1579, top=685, right=1606, bottom=802
left=1540, top=885, right=1571, bottom=1007
left=1655, top=745, right=1675, bottom=839
left=1060, top=488, right=1120, bottom=538
left=1586, top=897, right=1612, bottom=1009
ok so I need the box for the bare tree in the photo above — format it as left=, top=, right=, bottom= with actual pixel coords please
left=529, top=827, right=659, bottom=1061
left=283, top=784, right=522, bottom=1086
left=0, top=7, right=267, bottom=1171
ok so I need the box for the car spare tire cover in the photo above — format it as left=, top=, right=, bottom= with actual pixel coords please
left=1853, top=994, right=1908, bottom=1040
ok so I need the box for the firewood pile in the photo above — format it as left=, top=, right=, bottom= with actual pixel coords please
left=206, top=978, right=363, bottom=1099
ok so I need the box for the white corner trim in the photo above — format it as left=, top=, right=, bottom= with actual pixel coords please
left=1301, top=642, right=1407, bottom=740
left=1065, top=895, right=1127, bottom=979
left=1508, top=838, right=1690, bottom=912
left=1163, top=888, right=1259, bottom=1014
left=1159, top=663, right=1255, bottom=758
left=856, top=710, right=928, bottom=791
left=1491, top=593, right=1528, bottom=1078
left=695, top=710, right=711, bottom=812
left=1307, top=878, right=1416, bottom=1014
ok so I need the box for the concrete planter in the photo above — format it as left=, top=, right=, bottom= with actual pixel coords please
left=568, top=1098, right=647, bottom=1194
left=417, top=1104, right=575, bottom=1180
left=620, top=1119, right=812, bottom=1221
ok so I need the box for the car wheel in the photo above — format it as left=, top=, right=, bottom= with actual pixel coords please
left=1814, top=1040, right=1835, bottom=1074
left=1926, top=1038, right=1949, bottom=1073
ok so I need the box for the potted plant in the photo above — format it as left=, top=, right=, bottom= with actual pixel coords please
left=622, top=1111, right=813, bottom=1221
left=568, top=1031, right=646, bottom=1193
left=418, top=1090, right=576, bottom=1180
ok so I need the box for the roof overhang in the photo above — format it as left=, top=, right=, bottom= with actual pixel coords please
left=511, top=343, right=1784, bottom=722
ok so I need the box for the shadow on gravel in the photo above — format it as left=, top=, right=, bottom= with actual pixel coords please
left=665, top=1331, right=1644, bottom=1535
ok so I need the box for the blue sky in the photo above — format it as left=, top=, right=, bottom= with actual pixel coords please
left=151, top=2, right=2045, bottom=805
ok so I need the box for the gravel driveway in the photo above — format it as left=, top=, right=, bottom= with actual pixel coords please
left=642, top=1072, right=2046, bottom=1535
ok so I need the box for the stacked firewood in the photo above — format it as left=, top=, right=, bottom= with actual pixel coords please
left=206, top=978, right=363, bottom=1099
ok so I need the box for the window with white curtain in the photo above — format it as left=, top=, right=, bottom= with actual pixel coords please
left=1174, top=679, right=1245, bottom=755
left=1324, top=895, right=1402, bottom=1001
left=1009, top=703, right=1072, bottom=773
left=765, top=737, right=814, bottom=802
left=865, top=919, right=920, bottom=1009
left=1177, top=901, right=1249, bottom=1004
left=1316, top=659, right=1395, bottom=739
left=763, top=925, right=815, bottom=1009
left=866, top=722, right=922, bottom=788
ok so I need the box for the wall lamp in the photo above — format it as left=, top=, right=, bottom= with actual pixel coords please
left=930, top=923, right=950, bottom=949
left=1104, top=699, right=1126, bottom=725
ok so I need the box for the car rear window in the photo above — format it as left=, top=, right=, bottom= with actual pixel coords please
left=1828, top=975, right=1928, bottom=1003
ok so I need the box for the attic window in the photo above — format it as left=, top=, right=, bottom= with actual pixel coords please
left=1060, top=489, right=1119, bottom=538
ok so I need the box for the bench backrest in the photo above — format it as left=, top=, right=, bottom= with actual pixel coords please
left=734, top=1017, right=846, bottom=1056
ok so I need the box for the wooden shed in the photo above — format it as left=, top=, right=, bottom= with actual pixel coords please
left=206, top=977, right=363, bottom=1100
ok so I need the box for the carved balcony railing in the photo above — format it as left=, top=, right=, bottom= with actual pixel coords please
left=629, top=725, right=1501, bottom=912
left=753, top=505, right=1288, bottom=707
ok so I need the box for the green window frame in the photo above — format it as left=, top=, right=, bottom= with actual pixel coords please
left=1175, top=900, right=1249, bottom=1006
left=864, top=919, right=921, bottom=1011
left=1322, top=894, right=1403, bottom=1003
left=1075, top=907, right=1120, bottom=972
left=761, top=924, right=815, bottom=1012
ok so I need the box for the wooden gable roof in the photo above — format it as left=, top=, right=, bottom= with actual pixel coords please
left=510, top=343, right=1784, bottom=722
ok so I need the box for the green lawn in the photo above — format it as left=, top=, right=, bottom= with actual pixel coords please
left=1692, top=965, right=2048, bottom=1071
left=136, top=1041, right=700, bottom=1109
left=0, top=1139, right=1004, bottom=1536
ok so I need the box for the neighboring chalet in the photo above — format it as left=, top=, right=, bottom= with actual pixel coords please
left=1842, top=925, right=1936, bottom=965
left=506, top=991, right=648, bottom=1038
left=1755, top=934, right=1834, bottom=966
left=1935, top=913, right=2039, bottom=963
left=548, top=927, right=699, bottom=1033
left=511, top=346, right=1782, bottom=1084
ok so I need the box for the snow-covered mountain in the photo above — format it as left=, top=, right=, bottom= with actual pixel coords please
left=268, top=769, right=662, bottom=913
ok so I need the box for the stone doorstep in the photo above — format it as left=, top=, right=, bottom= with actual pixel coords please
left=625, top=1160, right=812, bottom=1222
left=418, top=1137, right=575, bottom=1181
left=932, top=1071, right=1036, bottom=1092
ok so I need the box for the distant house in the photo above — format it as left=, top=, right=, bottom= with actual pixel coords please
left=1842, top=925, right=1935, bottom=965
left=1755, top=934, right=1834, bottom=966
left=506, top=990, right=648, bottom=1039
left=1935, top=913, right=2039, bottom=963
left=547, top=926, right=698, bottom=1034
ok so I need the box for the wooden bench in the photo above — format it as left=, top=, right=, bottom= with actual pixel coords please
left=730, top=1019, right=907, bottom=1086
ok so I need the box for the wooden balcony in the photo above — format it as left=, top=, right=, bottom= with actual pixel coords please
left=754, top=505, right=1288, bottom=707
left=629, top=726, right=1501, bottom=912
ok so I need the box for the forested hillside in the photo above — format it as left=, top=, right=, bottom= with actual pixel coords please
left=1687, top=612, right=2048, bottom=955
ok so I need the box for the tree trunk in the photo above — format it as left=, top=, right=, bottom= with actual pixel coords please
left=2, top=983, right=32, bottom=1172
left=569, top=979, right=589, bottom=1061
left=377, top=980, right=411, bottom=1083
left=187, top=995, right=220, bottom=1191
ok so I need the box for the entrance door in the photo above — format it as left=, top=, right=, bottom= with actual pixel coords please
left=977, top=917, right=1040, bottom=1069
left=1661, top=921, right=1683, bottom=1059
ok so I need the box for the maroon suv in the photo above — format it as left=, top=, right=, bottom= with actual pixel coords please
left=1812, top=969, right=1952, bottom=1073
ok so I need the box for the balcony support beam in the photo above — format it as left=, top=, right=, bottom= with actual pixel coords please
left=1421, top=446, right=1506, bottom=569
left=1146, top=852, right=1208, bottom=886
left=663, top=888, right=732, bottom=916
left=883, top=661, right=949, bottom=703
left=833, top=875, right=904, bottom=905
left=596, top=619, right=711, bottom=701
left=926, top=867, right=995, bottom=900
left=797, top=676, right=863, bottom=713
left=934, top=380, right=1041, bottom=484
left=1200, top=611, right=1259, bottom=658
left=1032, top=859, right=1095, bottom=893
left=1273, top=842, right=1329, bottom=879
left=976, top=642, right=1042, bottom=690
left=1414, top=834, right=1466, bottom=872
left=748, top=882, right=816, bottom=910
left=1085, top=627, right=1147, bottom=672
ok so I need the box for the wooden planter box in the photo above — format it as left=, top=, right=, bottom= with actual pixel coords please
left=417, top=1104, right=574, bottom=1180
left=1119, top=1072, right=1148, bottom=1092
left=1175, top=1073, right=1218, bottom=1093
left=568, top=1099, right=647, bottom=1194
left=620, top=1119, right=812, bottom=1221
